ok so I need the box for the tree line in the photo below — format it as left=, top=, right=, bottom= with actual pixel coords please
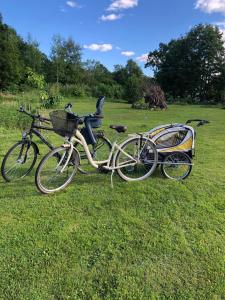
left=146, top=24, right=225, bottom=104
left=0, top=13, right=145, bottom=103
left=1, top=12, right=225, bottom=105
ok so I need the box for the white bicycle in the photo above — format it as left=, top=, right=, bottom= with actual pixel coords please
left=35, top=110, right=158, bottom=194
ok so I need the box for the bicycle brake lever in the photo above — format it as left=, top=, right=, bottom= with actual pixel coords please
left=18, top=106, right=24, bottom=112
left=65, top=103, right=73, bottom=110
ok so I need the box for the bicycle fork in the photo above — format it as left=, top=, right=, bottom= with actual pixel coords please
left=57, top=141, right=74, bottom=173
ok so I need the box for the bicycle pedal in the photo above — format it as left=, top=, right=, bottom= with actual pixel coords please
left=98, top=164, right=110, bottom=173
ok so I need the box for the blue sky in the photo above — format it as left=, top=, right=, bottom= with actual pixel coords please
left=1, top=0, right=225, bottom=75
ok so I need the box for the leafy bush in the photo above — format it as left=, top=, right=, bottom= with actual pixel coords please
left=25, top=67, right=45, bottom=90
left=91, top=83, right=124, bottom=99
left=40, top=83, right=62, bottom=108
left=124, top=75, right=143, bottom=104
left=131, top=99, right=149, bottom=110
left=40, top=97, right=61, bottom=109
left=60, top=84, right=88, bottom=97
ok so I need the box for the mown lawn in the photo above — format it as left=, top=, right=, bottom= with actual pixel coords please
left=0, top=97, right=224, bottom=299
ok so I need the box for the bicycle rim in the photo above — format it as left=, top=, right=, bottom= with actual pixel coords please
left=35, top=147, right=78, bottom=194
left=161, top=152, right=192, bottom=180
left=1, top=141, right=37, bottom=182
left=115, top=137, right=158, bottom=181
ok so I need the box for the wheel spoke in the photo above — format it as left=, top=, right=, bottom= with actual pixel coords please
left=36, top=147, right=78, bottom=193
left=116, top=137, right=157, bottom=181
left=2, top=142, right=36, bottom=181
left=162, top=152, right=192, bottom=180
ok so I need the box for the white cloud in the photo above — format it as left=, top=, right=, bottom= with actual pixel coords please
left=121, top=51, right=135, bottom=57
left=107, top=0, right=138, bottom=11
left=60, top=8, right=67, bottom=13
left=214, top=20, right=225, bottom=27
left=220, top=28, right=225, bottom=41
left=66, top=1, right=79, bottom=8
left=214, top=21, right=225, bottom=42
left=195, top=1, right=225, bottom=42
left=100, top=14, right=123, bottom=21
left=136, top=53, right=148, bottom=63
left=84, top=43, right=113, bottom=52
left=195, top=0, right=225, bottom=15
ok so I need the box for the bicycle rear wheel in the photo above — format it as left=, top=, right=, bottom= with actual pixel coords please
left=35, top=146, right=79, bottom=194
left=115, top=137, right=158, bottom=181
left=1, top=141, right=37, bottom=182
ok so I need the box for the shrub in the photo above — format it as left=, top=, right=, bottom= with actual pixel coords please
left=60, top=84, right=88, bottom=97
left=40, top=83, right=62, bottom=109
left=131, top=99, right=149, bottom=110
left=91, top=83, right=124, bottom=99
left=124, top=76, right=143, bottom=104
left=25, top=67, right=45, bottom=90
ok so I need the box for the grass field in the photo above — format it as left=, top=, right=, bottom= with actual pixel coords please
left=0, top=95, right=225, bottom=299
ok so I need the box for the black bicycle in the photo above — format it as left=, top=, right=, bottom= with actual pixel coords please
left=1, top=106, right=53, bottom=182
left=1, top=97, right=112, bottom=182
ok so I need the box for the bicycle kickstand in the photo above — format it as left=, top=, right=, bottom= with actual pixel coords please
left=110, top=169, right=115, bottom=189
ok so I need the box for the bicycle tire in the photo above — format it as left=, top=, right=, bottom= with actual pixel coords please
left=35, top=146, right=79, bottom=194
left=1, top=141, right=38, bottom=182
left=161, top=152, right=192, bottom=180
left=115, top=137, right=158, bottom=182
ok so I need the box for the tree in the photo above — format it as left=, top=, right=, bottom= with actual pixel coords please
left=0, top=21, right=22, bottom=89
left=19, top=34, right=49, bottom=76
left=146, top=24, right=225, bottom=103
left=84, top=60, right=113, bottom=85
left=50, top=35, right=82, bottom=84
left=83, top=60, right=123, bottom=99
left=113, top=60, right=144, bottom=103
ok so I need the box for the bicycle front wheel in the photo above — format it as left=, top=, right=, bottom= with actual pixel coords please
left=115, top=137, right=158, bottom=181
left=35, top=146, right=79, bottom=194
left=1, top=141, right=37, bottom=182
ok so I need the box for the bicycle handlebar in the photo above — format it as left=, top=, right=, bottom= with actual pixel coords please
left=18, top=106, right=51, bottom=123
left=186, top=119, right=210, bottom=127
left=64, top=103, right=73, bottom=110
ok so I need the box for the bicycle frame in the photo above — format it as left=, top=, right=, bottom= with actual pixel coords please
left=66, top=129, right=139, bottom=171
left=22, top=118, right=54, bottom=151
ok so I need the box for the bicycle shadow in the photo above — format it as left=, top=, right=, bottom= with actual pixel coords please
left=0, top=167, right=165, bottom=199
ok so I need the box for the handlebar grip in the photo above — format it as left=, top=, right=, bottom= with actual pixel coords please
left=186, top=119, right=209, bottom=125
left=197, top=120, right=210, bottom=127
left=40, top=116, right=51, bottom=122
left=18, top=106, right=25, bottom=113
left=65, top=103, right=73, bottom=109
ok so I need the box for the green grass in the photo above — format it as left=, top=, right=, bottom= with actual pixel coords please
left=0, top=95, right=225, bottom=299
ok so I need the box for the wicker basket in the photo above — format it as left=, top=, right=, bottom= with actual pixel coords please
left=49, top=110, right=79, bottom=138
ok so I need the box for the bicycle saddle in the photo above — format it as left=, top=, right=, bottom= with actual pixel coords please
left=110, top=125, right=127, bottom=133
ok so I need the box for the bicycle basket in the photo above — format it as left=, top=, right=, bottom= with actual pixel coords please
left=49, top=110, right=79, bottom=137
